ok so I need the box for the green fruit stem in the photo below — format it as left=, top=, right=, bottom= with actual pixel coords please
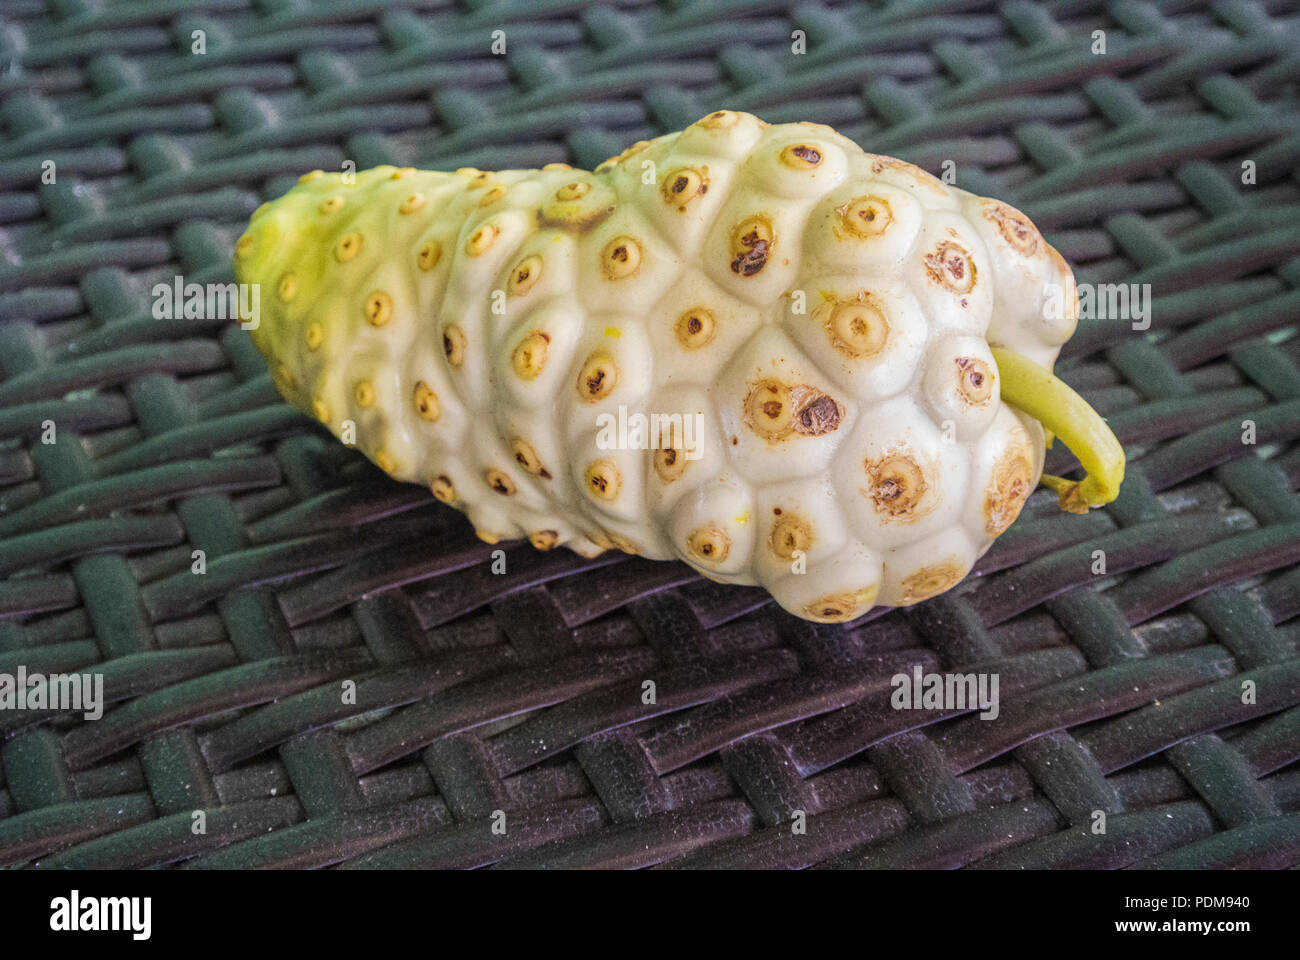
left=991, top=346, right=1125, bottom=513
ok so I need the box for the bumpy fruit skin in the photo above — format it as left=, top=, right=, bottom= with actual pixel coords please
left=235, top=111, right=1078, bottom=623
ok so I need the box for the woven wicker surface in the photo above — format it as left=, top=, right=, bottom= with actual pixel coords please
left=0, top=0, right=1298, bottom=870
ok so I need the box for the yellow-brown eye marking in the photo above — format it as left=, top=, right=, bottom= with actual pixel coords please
left=442, top=324, right=466, bottom=367
left=697, top=110, right=740, bottom=130
left=779, top=144, right=823, bottom=169
left=364, top=291, right=393, bottom=327
left=802, top=588, right=878, bottom=622
left=923, top=241, right=976, bottom=294
left=660, top=167, right=708, bottom=211
left=836, top=195, right=894, bottom=240
left=769, top=514, right=812, bottom=560
left=511, top=331, right=551, bottom=380
left=305, top=322, right=324, bottom=351
left=675, top=307, right=717, bottom=348
left=374, top=450, right=396, bottom=474
left=511, top=438, right=551, bottom=479
left=311, top=397, right=329, bottom=423
left=955, top=357, right=995, bottom=405
left=730, top=215, right=773, bottom=276
left=577, top=351, right=618, bottom=402
left=687, top=526, right=730, bottom=564
left=235, top=234, right=255, bottom=260
left=864, top=453, right=928, bottom=519
left=479, top=184, right=507, bottom=206
left=466, top=224, right=500, bottom=256
left=298, top=170, right=324, bottom=184
left=485, top=468, right=516, bottom=496
left=508, top=254, right=543, bottom=296
left=744, top=379, right=793, bottom=438
left=555, top=181, right=590, bottom=201
left=319, top=195, right=345, bottom=215
left=600, top=236, right=642, bottom=280
left=335, top=232, right=363, bottom=262
left=417, top=241, right=442, bottom=272
left=390, top=167, right=416, bottom=180
left=899, top=562, right=965, bottom=604
left=653, top=447, right=687, bottom=484
left=984, top=446, right=1034, bottom=536
left=413, top=381, right=440, bottom=422
left=984, top=200, right=1039, bottom=256
left=584, top=459, right=622, bottom=500
left=354, top=380, right=376, bottom=408
left=430, top=475, right=456, bottom=503
left=530, top=530, right=559, bottom=551
left=277, top=272, right=298, bottom=303
left=743, top=381, right=843, bottom=440
left=399, top=193, right=426, bottom=214
left=826, top=299, right=888, bottom=358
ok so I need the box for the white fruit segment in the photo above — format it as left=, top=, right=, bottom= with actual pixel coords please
left=236, top=111, right=1087, bottom=623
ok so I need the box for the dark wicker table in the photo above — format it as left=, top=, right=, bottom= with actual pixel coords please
left=1, top=0, right=1298, bottom=870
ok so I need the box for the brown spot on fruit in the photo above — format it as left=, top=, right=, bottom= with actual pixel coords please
left=687, top=526, right=731, bottom=564
left=277, top=272, right=298, bottom=303
left=792, top=388, right=843, bottom=436
left=577, top=351, right=618, bottom=402
left=364, top=290, right=393, bottom=327
left=923, top=241, right=976, bottom=294
left=390, top=168, right=415, bottom=180
left=354, top=380, right=376, bottom=408
left=511, top=331, right=550, bottom=380
left=836, top=195, right=893, bottom=240
left=508, top=254, right=542, bottom=296
left=399, top=193, right=426, bottom=214
left=511, top=438, right=549, bottom=477
left=529, top=530, right=559, bottom=551
left=418, top=241, right=441, bottom=272
left=319, top=196, right=345, bottom=215
left=955, top=357, right=995, bottom=405
left=730, top=215, right=773, bottom=276
left=374, top=450, right=396, bottom=474
left=984, top=200, right=1039, bottom=256
left=442, top=324, right=466, bottom=368
left=413, top=381, right=440, bottom=422
left=660, top=167, right=708, bottom=211
left=584, top=459, right=622, bottom=501
left=335, top=233, right=363, bottom=262
left=780, top=143, right=823, bottom=168
left=825, top=296, right=889, bottom=358
left=675, top=307, right=716, bottom=348
left=305, top=322, right=323, bottom=351
left=769, top=514, right=812, bottom=559
left=485, top=468, right=516, bottom=496
left=311, top=397, right=329, bottom=423
left=864, top=453, right=928, bottom=519
left=235, top=234, right=255, bottom=259
left=899, top=562, right=965, bottom=604
left=430, top=475, right=456, bottom=503
left=984, top=446, right=1034, bottom=536
left=600, top=236, right=642, bottom=279
left=653, top=447, right=687, bottom=483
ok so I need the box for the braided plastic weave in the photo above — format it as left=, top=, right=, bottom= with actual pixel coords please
left=1, top=0, right=1299, bottom=870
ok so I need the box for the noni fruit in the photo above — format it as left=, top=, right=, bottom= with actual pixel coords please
left=235, top=110, right=1124, bottom=623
